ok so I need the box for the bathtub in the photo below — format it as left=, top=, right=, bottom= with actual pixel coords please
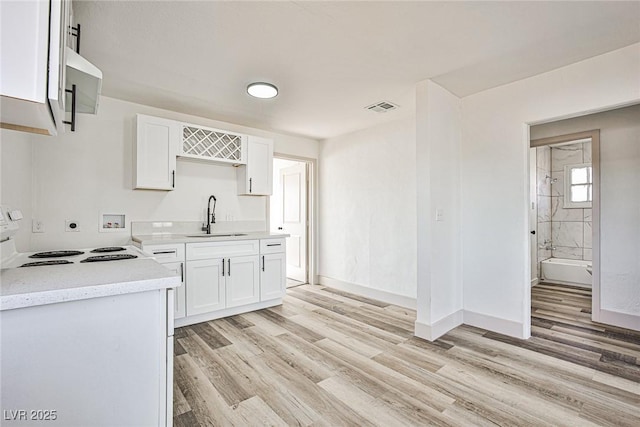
left=540, top=258, right=592, bottom=288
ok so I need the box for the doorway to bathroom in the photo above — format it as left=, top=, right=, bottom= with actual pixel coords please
left=529, top=104, right=640, bottom=333
left=529, top=130, right=598, bottom=331
left=269, top=155, right=314, bottom=288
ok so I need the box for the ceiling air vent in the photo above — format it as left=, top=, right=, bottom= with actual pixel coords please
left=365, top=101, right=398, bottom=113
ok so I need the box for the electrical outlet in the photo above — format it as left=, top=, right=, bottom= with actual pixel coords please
left=65, top=220, right=80, bottom=232
left=32, top=219, right=44, bottom=233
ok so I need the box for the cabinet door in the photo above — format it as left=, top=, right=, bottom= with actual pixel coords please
left=134, top=114, right=178, bottom=190
left=186, top=258, right=225, bottom=315
left=163, top=261, right=186, bottom=319
left=225, top=256, right=260, bottom=308
left=260, top=252, right=286, bottom=301
left=237, top=136, right=273, bottom=195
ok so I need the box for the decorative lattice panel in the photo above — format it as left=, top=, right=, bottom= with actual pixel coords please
left=182, top=126, right=243, bottom=162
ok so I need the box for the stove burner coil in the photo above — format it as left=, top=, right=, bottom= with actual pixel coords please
left=90, top=247, right=126, bottom=253
left=80, top=254, right=138, bottom=263
left=20, top=260, right=74, bottom=267
left=29, top=250, right=85, bottom=258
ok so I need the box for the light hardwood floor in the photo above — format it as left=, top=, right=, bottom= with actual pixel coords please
left=173, top=283, right=640, bottom=426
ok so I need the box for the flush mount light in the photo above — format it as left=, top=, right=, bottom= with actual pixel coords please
left=247, top=82, right=278, bottom=99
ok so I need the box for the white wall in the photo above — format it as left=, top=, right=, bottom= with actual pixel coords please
left=460, top=43, right=640, bottom=337
left=0, top=130, right=33, bottom=251
left=319, top=118, right=417, bottom=302
left=531, top=104, right=640, bottom=328
left=415, top=80, right=463, bottom=340
left=1, top=96, right=319, bottom=251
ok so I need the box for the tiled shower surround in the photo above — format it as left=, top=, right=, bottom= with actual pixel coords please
left=536, top=141, right=592, bottom=264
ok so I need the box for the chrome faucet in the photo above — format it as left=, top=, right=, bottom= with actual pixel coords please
left=204, top=195, right=216, bottom=234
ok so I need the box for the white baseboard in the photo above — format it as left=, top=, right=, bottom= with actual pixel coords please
left=597, top=309, right=640, bottom=332
left=531, top=278, right=539, bottom=287
left=463, top=310, right=526, bottom=339
left=415, top=310, right=463, bottom=341
left=317, top=275, right=416, bottom=309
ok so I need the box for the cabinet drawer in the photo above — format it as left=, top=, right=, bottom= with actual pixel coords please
left=260, top=238, right=285, bottom=254
left=187, top=240, right=259, bottom=261
left=142, top=243, right=185, bottom=263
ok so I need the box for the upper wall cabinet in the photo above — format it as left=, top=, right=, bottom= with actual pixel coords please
left=134, top=114, right=178, bottom=191
left=180, top=123, right=247, bottom=165
left=237, top=136, right=274, bottom=196
left=0, top=0, right=70, bottom=135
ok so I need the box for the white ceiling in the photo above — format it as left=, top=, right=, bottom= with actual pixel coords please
left=75, top=1, right=640, bottom=140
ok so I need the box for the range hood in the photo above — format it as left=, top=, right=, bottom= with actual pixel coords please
left=65, top=47, right=102, bottom=114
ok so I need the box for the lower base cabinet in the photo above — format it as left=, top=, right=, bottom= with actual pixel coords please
left=261, top=252, right=286, bottom=301
left=186, top=258, right=225, bottom=315
left=226, top=255, right=260, bottom=308
left=147, top=238, right=287, bottom=327
left=163, top=261, right=186, bottom=319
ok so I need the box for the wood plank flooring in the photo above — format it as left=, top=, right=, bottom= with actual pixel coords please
left=174, top=283, right=640, bottom=426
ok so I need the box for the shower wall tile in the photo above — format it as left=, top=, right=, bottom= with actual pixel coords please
left=584, top=209, right=592, bottom=221
left=583, top=249, right=592, bottom=261
left=551, top=144, right=583, bottom=172
left=552, top=222, right=584, bottom=248
left=551, top=171, right=564, bottom=196
left=583, top=141, right=592, bottom=163
left=537, top=196, right=551, bottom=222
left=584, top=222, right=592, bottom=249
left=538, top=221, right=552, bottom=246
left=536, top=168, right=552, bottom=196
left=552, top=246, right=583, bottom=260
left=536, top=146, right=550, bottom=170
left=538, top=248, right=552, bottom=260
left=551, top=197, right=583, bottom=221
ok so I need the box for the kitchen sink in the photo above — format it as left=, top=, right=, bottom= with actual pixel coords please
left=185, top=233, right=247, bottom=238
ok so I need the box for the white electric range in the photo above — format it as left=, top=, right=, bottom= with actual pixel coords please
left=0, top=206, right=149, bottom=269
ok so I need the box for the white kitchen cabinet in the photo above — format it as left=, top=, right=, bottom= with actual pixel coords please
left=237, top=136, right=274, bottom=195
left=226, top=255, right=260, bottom=308
left=0, top=0, right=69, bottom=135
left=260, top=238, right=286, bottom=301
left=180, top=123, right=247, bottom=164
left=141, top=242, right=186, bottom=319
left=261, top=252, right=286, bottom=301
left=164, top=261, right=186, bottom=319
left=186, top=258, right=225, bottom=315
left=1, top=288, right=173, bottom=426
left=134, top=114, right=179, bottom=190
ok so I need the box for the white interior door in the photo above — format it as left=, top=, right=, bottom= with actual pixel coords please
left=277, top=162, right=307, bottom=283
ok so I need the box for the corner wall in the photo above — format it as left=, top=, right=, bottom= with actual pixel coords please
left=415, top=80, right=463, bottom=340
left=318, top=118, right=417, bottom=305
left=460, top=43, right=640, bottom=338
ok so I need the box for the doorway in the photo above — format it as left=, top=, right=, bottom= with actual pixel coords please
left=529, top=130, right=599, bottom=328
left=270, top=156, right=312, bottom=288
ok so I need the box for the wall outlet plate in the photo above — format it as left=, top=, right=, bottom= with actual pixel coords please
left=65, top=220, right=80, bottom=232
left=32, top=219, right=44, bottom=233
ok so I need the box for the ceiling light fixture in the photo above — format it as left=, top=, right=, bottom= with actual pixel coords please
left=247, top=82, right=278, bottom=99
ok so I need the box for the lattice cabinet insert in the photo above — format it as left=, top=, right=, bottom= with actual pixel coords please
left=181, top=125, right=247, bottom=164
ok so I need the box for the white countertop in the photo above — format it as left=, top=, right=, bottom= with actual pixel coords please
left=132, top=231, right=289, bottom=245
left=1, top=258, right=180, bottom=311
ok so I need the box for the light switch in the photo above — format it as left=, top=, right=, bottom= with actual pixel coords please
left=436, top=208, right=444, bottom=222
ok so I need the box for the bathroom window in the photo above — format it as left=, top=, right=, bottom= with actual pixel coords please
left=564, top=163, right=592, bottom=208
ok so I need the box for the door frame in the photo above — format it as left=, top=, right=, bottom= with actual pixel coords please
left=267, top=153, right=317, bottom=286
left=530, top=129, right=601, bottom=322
